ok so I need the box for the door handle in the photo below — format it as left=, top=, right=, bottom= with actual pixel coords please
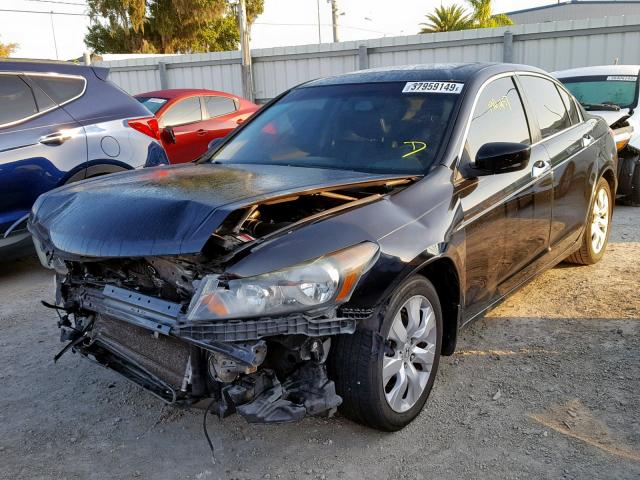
left=39, top=131, right=72, bottom=146
left=532, top=159, right=551, bottom=178
left=196, top=129, right=206, bottom=136
left=582, top=134, right=594, bottom=148
left=236, top=118, right=245, bottom=125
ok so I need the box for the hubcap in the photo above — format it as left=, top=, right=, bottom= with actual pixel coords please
left=382, top=295, right=437, bottom=413
left=591, top=187, right=609, bottom=254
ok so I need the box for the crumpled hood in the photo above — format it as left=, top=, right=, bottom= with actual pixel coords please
left=590, top=108, right=630, bottom=127
left=29, top=163, right=406, bottom=258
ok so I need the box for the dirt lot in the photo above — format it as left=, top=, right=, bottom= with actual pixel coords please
left=0, top=206, right=638, bottom=480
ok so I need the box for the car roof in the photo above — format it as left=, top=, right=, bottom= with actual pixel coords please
left=0, top=59, right=108, bottom=80
left=301, top=63, right=548, bottom=87
left=135, top=89, right=237, bottom=99
left=554, top=65, right=640, bottom=78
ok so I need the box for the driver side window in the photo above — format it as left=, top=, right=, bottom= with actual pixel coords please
left=463, top=77, right=531, bottom=165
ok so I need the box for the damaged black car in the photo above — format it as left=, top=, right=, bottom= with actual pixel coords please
left=29, top=63, right=617, bottom=431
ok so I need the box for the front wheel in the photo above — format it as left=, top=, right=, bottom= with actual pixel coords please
left=566, top=177, right=612, bottom=265
left=329, top=275, right=442, bottom=431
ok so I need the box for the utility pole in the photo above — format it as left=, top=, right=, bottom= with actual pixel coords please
left=331, top=0, right=339, bottom=43
left=49, top=11, right=59, bottom=60
left=238, top=0, right=254, bottom=102
left=316, top=0, right=322, bottom=43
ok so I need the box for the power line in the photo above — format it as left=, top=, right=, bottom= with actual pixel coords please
left=254, top=22, right=392, bottom=35
left=20, top=0, right=87, bottom=6
left=0, top=8, right=88, bottom=16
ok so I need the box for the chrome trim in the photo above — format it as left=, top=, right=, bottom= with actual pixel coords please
left=0, top=71, right=87, bottom=129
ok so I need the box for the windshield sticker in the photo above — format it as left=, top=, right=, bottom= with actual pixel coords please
left=607, top=75, right=637, bottom=82
left=487, top=96, right=512, bottom=112
left=402, top=141, right=427, bottom=158
left=147, top=97, right=166, bottom=103
left=402, top=82, right=464, bottom=94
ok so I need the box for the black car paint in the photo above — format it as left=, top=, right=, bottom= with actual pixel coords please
left=29, top=163, right=411, bottom=258
left=29, top=64, right=617, bottom=388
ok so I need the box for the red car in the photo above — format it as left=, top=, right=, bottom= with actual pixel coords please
left=135, top=89, right=258, bottom=164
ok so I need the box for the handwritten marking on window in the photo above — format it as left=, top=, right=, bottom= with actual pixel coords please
left=487, top=96, right=512, bottom=112
left=402, top=141, right=427, bottom=158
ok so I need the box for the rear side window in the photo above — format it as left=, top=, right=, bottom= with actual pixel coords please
left=161, top=97, right=202, bottom=127
left=557, top=87, right=581, bottom=125
left=136, top=96, right=168, bottom=114
left=0, top=75, right=38, bottom=126
left=464, top=76, right=531, bottom=163
left=28, top=75, right=85, bottom=105
left=519, top=76, right=571, bottom=138
left=204, top=95, right=237, bottom=118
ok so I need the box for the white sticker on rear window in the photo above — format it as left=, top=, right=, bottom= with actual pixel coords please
left=147, top=97, right=166, bottom=103
left=607, top=75, right=637, bottom=82
left=402, top=81, right=464, bottom=94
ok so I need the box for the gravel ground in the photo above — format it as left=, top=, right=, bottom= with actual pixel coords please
left=0, top=207, right=638, bottom=480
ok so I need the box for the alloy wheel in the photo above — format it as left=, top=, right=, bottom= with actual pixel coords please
left=383, top=295, right=437, bottom=413
left=591, top=186, right=609, bottom=254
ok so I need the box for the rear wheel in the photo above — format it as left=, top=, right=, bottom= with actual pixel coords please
left=329, top=275, right=442, bottom=431
left=566, top=177, right=612, bottom=265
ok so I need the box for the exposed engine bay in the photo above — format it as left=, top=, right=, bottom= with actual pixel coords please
left=45, top=178, right=412, bottom=424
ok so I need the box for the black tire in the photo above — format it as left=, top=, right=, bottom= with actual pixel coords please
left=617, top=155, right=640, bottom=207
left=329, top=275, right=442, bottom=431
left=631, top=160, right=640, bottom=207
left=566, top=177, right=612, bottom=265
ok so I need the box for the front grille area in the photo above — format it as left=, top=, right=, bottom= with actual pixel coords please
left=174, top=314, right=356, bottom=342
left=91, top=314, right=190, bottom=389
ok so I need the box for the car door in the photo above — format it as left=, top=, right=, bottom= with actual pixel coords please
left=518, top=75, right=598, bottom=254
left=457, top=75, right=552, bottom=320
left=0, top=72, right=87, bottom=240
left=201, top=95, right=242, bottom=145
left=158, top=96, right=204, bottom=164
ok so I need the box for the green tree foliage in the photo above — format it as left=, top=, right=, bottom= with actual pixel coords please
left=85, top=0, right=264, bottom=54
left=0, top=35, right=18, bottom=57
left=420, top=5, right=471, bottom=33
left=467, top=0, right=513, bottom=28
left=419, top=0, right=513, bottom=34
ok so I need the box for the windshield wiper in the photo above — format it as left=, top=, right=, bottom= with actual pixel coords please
left=582, top=103, right=621, bottom=112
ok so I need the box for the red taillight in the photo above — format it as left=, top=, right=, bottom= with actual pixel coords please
left=127, top=116, right=160, bottom=140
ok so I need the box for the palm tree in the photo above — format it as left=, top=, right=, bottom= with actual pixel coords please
left=420, top=4, right=471, bottom=33
left=419, top=0, right=513, bottom=34
left=467, top=0, right=513, bottom=28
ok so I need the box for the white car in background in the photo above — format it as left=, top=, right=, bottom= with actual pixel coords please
left=555, top=65, right=640, bottom=206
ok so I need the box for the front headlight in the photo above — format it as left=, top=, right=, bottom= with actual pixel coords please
left=186, top=242, right=379, bottom=321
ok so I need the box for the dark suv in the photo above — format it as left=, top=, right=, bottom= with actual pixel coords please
left=0, top=60, right=168, bottom=254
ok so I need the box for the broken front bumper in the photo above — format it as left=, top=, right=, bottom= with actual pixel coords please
left=64, top=284, right=354, bottom=414
left=79, top=284, right=356, bottom=343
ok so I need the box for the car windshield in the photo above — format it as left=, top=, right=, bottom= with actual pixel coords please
left=560, top=75, right=638, bottom=109
left=136, top=96, right=168, bottom=114
left=209, top=82, right=460, bottom=174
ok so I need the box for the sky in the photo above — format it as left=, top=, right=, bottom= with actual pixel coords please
left=0, top=0, right=558, bottom=60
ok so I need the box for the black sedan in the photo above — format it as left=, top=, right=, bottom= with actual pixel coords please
left=29, top=63, right=617, bottom=431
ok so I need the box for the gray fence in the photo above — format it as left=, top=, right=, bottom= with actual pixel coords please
left=96, top=14, right=640, bottom=103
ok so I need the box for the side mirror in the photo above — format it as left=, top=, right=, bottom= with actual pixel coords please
left=161, top=126, right=176, bottom=144
left=473, top=142, right=530, bottom=175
